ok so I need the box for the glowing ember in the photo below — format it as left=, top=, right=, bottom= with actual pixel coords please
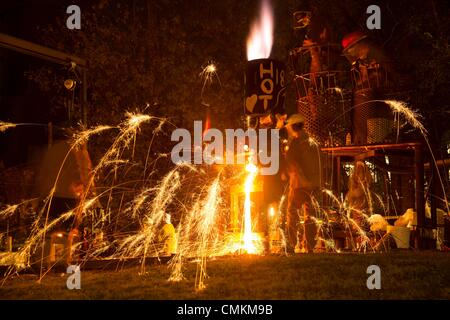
left=0, top=204, right=20, bottom=219
left=383, top=100, right=427, bottom=136
left=125, top=112, right=152, bottom=129
left=0, top=121, right=16, bottom=132
left=200, top=62, right=217, bottom=82
left=308, top=136, right=319, bottom=147
left=268, top=206, right=275, bottom=217
left=199, top=61, right=221, bottom=100
left=205, top=63, right=216, bottom=73
left=246, top=0, right=274, bottom=61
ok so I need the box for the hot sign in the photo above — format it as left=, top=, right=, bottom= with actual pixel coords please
left=244, top=59, right=286, bottom=116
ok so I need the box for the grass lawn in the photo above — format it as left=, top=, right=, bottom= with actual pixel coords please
left=0, top=251, right=449, bottom=299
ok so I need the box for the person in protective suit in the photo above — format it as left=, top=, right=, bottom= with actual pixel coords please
left=159, top=214, right=177, bottom=256
left=282, top=114, right=322, bottom=253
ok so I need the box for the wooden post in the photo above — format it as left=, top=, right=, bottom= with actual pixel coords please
left=429, top=155, right=439, bottom=250
left=431, top=162, right=438, bottom=229
left=81, top=68, right=88, bottom=126
left=6, top=236, right=12, bottom=252
left=414, top=145, right=425, bottom=249
left=336, top=156, right=341, bottom=198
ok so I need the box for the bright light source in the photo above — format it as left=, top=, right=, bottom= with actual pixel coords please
left=245, top=163, right=258, bottom=173
left=268, top=206, right=275, bottom=217
left=246, top=0, right=274, bottom=60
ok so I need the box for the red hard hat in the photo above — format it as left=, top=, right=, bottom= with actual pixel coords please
left=341, top=31, right=367, bottom=50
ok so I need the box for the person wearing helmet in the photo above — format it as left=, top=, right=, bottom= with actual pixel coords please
left=341, top=31, right=391, bottom=90
left=283, top=113, right=321, bottom=253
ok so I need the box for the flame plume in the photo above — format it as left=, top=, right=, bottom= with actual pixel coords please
left=246, top=0, right=274, bottom=61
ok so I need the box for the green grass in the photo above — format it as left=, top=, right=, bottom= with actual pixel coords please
left=0, top=251, right=449, bottom=299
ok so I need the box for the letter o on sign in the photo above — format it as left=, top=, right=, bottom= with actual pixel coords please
left=260, top=78, right=274, bottom=94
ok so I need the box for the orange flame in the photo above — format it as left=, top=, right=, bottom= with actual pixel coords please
left=246, top=0, right=274, bottom=61
left=202, top=109, right=211, bottom=138
left=243, top=163, right=261, bottom=254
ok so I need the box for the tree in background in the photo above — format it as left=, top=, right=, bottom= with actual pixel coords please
left=27, top=0, right=449, bottom=178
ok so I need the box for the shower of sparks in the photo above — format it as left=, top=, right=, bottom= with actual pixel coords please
left=1, top=96, right=443, bottom=291
left=200, top=61, right=221, bottom=99
left=114, top=166, right=187, bottom=261
left=72, top=125, right=114, bottom=146
left=0, top=199, right=38, bottom=221
left=125, top=112, right=153, bottom=129
left=0, top=205, right=20, bottom=219
left=0, top=110, right=164, bottom=278
left=167, top=173, right=223, bottom=290
left=382, top=100, right=427, bottom=136
left=200, top=62, right=219, bottom=86
left=322, top=189, right=343, bottom=210
left=127, top=190, right=150, bottom=219
left=3, top=195, right=101, bottom=280
left=194, top=177, right=222, bottom=291
left=381, top=100, right=448, bottom=212
left=317, top=187, right=392, bottom=252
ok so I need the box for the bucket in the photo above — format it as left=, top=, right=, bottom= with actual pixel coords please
left=387, top=225, right=411, bottom=249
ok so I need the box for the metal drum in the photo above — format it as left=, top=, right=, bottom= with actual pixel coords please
left=244, top=59, right=286, bottom=117
left=295, top=71, right=352, bottom=145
